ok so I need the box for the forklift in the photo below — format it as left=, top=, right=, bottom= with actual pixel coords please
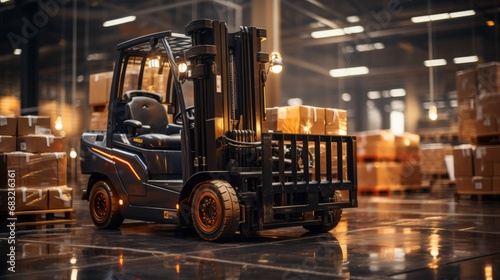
left=80, top=19, right=358, bottom=241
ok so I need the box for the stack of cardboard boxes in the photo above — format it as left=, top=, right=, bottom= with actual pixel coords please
left=457, top=62, right=500, bottom=140
left=454, top=145, right=500, bottom=194
left=455, top=62, right=500, bottom=196
left=266, top=105, right=348, bottom=180
left=0, top=115, right=72, bottom=212
left=355, top=130, right=421, bottom=193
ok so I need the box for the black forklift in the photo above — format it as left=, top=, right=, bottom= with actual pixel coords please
left=80, top=19, right=358, bottom=241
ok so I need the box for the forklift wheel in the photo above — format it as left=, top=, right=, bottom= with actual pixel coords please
left=89, top=180, right=124, bottom=229
left=191, top=180, right=240, bottom=241
left=303, top=191, right=343, bottom=233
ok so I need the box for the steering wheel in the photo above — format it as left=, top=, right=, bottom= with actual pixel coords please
left=174, top=106, right=195, bottom=126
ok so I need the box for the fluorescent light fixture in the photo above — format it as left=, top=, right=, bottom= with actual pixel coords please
left=424, top=59, right=447, bottom=67
left=343, top=25, right=364, bottom=34
left=311, top=29, right=345, bottom=38
left=148, top=57, right=160, bottom=68
left=355, top=42, right=385, bottom=52
left=450, top=10, right=475, bottom=18
left=390, top=88, right=406, bottom=97
left=453, top=55, right=478, bottom=64
left=367, top=91, right=381, bottom=99
left=103, top=15, right=136, bottom=27
left=13, top=48, right=22, bottom=55
left=346, top=16, right=360, bottom=23
left=0, top=0, right=11, bottom=3
left=429, top=13, right=450, bottom=21
left=411, top=10, right=475, bottom=23
left=311, top=25, right=364, bottom=39
left=329, top=66, right=369, bottom=77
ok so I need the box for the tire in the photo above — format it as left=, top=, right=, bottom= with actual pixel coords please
left=191, top=180, right=240, bottom=241
left=89, top=180, right=124, bottom=229
left=303, top=190, right=343, bottom=233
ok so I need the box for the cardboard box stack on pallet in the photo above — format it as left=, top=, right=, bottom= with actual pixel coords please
left=355, top=130, right=421, bottom=194
left=0, top=115, right=72, bottom=213
left=266, top=105, right=348, bottom=180
left=455, top=61, right=500, bottom=197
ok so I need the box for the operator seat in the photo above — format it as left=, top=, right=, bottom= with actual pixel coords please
left=123, top=90, right=181, bottom=150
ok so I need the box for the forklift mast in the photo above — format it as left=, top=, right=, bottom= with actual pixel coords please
left=185, top=20, right=267, bottom=173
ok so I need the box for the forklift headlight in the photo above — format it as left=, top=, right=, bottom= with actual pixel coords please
left=178, top=62, right=188, bottom=73
left=269, top=52, right=283, bottom=74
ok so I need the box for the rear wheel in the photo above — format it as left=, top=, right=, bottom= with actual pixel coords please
left=303, top=191, right=343, bottom=233
left=89, top=180, right=124, bottom=229
left=191, top=180, right=240, bottom=241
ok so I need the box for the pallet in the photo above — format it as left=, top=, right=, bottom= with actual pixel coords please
left=469, top=132, right=500, bottom=146
left=1, top=208, right=76, bottom=229
left=455, top=191, right=500, bottom=202
left=358, top=185, right=404, bottom=196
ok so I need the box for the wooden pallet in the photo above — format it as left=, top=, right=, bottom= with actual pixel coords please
left=455, top=191, right=500, bottom=202
left=1, top=208, right=76, bottom=229
left=358, top=185, right=404, bottom=196
left=469, top=132, right=500, bottom=146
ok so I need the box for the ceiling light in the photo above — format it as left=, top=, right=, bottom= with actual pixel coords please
left=428, top=105, right=438, bottom=121
left=453, top=55, right=478, bottom=64
left=311, top=25, right=364, bottom=39
left=13, top=48, right=21, bottom=55
left=0, top=0, right=11, bottom=3
left=424, top=59, right=447, bottom=67
left=346, top=16, right=360, bottom=23
left=355, top=42, right=385, bottom=52
left=103, top=16, right=136, bottom=27
left=329, top=66, right=369, bottom=77
left=449, top=10, right=475, bottom=18
left=367, top=91, right=381, bottom=99
left=343, top=25, right=364, bottom=34
left=311, top=29, right=345, bottom=38
left=390, top=88, right=406, bottom=97
left=411, top=10, right=475, bottom=23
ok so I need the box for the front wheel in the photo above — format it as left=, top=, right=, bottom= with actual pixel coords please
left=89, top=180, right=124, bottom=229
left=191, top=180, right=240, bottom=241
left=303, top=191, right=343, bottom=233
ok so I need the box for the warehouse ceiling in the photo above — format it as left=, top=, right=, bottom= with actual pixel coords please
left=0, top=0, right=499, bottom=131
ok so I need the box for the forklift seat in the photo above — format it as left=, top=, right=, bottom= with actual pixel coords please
left=124, top=90, right=181, bottom=150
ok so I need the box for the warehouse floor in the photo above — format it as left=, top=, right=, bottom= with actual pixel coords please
left=2, top=185, right=500, bottom=280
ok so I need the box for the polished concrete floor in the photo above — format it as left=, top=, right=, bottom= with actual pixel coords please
left=2, top=185, right=500, bottom=280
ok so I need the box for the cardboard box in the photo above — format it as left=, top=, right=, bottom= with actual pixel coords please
left=325, top=108, right=347, bottom=135
left=89, top=105, right=108, bottom=131
left=474, top=145, right=500, bottom=176
left=456, top=68, right=477, bottom=100
left=471, top=176, right=493, bottom=191
left=0, top=152, right=35, bottom=187
left=457, top=98, right=476, bottom=121
left=18, top=135, right=63, bottom=153
left=455, top=176, right=473, bottom=192
left=356, top=130, right=396, bottom=160
left=420, top=143, right=453, bottom=174
left=395, top=132, right=420, bottom=161
left=27, top=152, right=67, bottom=187
left=267, top=106, right=325, bottom=134
left=47, top=186, right=72, bottom=209
left=0, top=135, right=16, bottom=152
left=0, top=187, right=48, bottom=211
left=477, top=62, right=500, bottom=94
left=89, top=72, right=113, bottom=105
left=0, top=116, right=17, bottom=136
left=453, top=145, right=474, bottom=177
left=17, top=116, right=51, bottom=136
left=357, top=161, right=403, bottom=188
